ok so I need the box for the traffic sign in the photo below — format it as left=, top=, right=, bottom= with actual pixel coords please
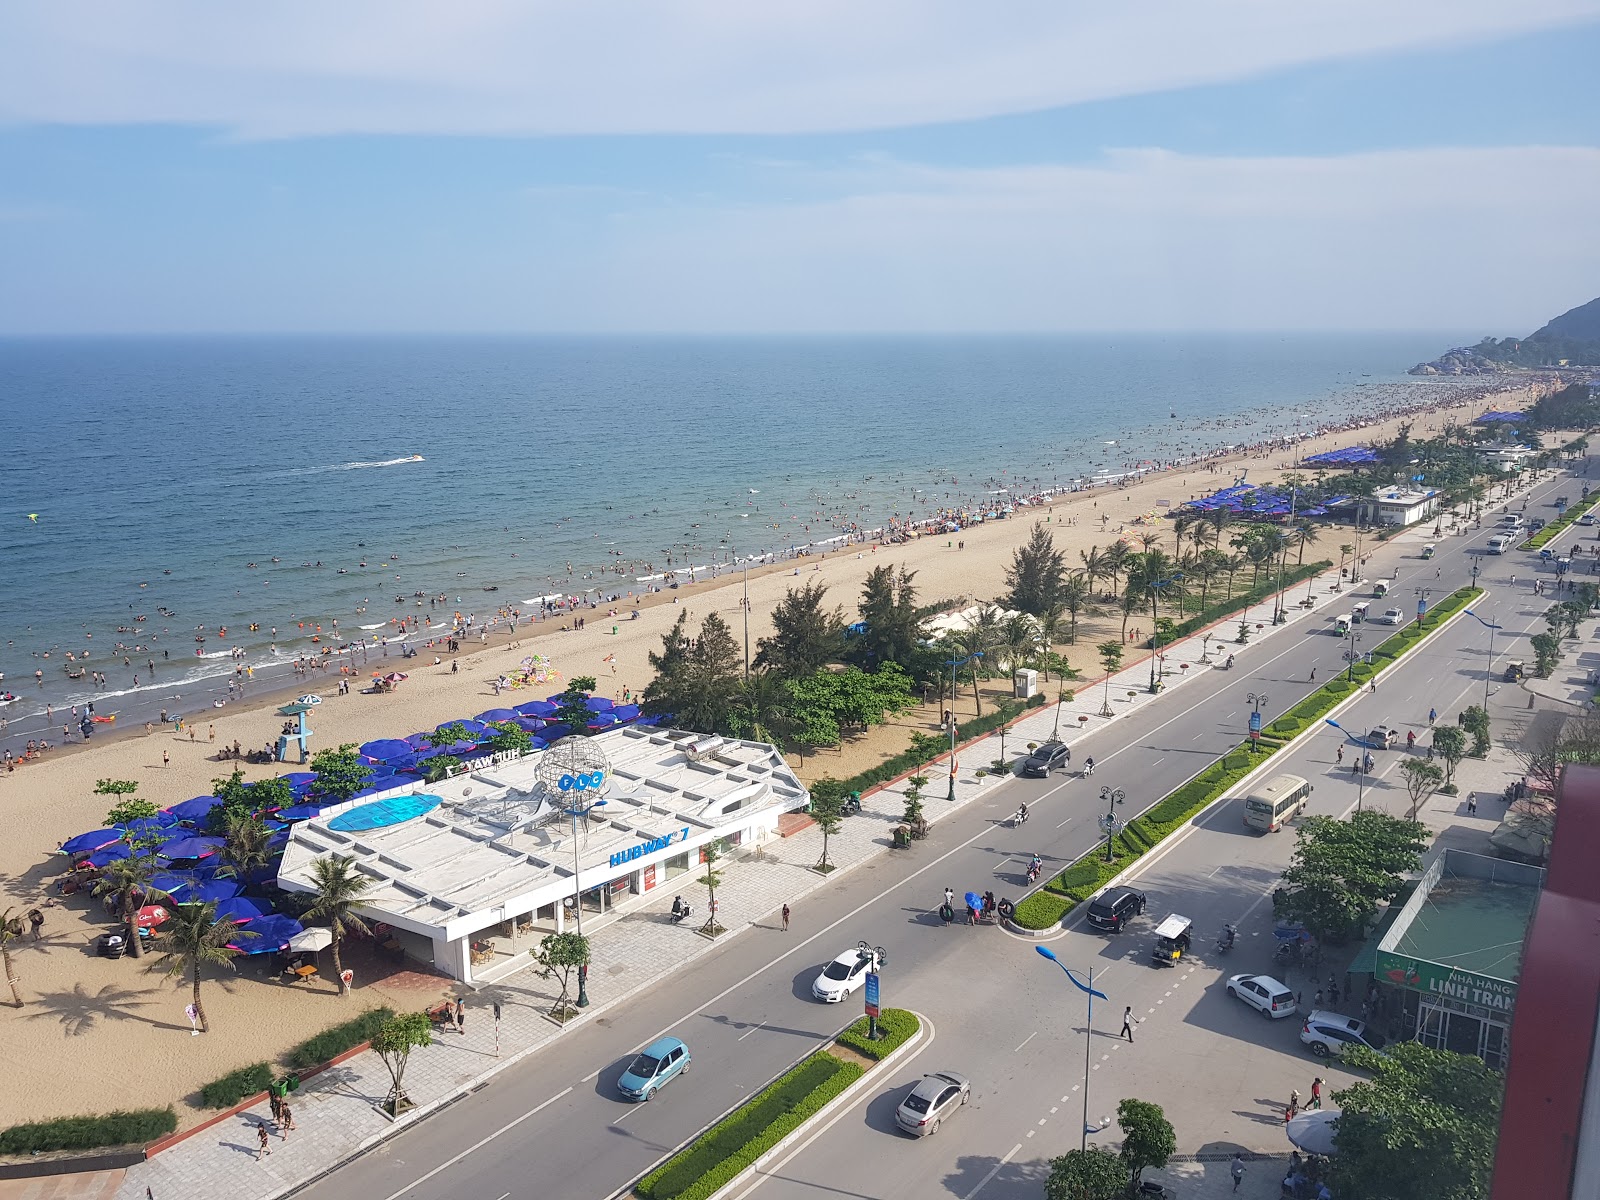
left=864, top=972, right=880, bottom=1018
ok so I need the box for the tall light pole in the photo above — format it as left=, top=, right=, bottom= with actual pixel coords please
left=1464, top=609, right=1502, bottom=712
left=1099, top=785, right=1126, bottom=861
left=1035, top=946, right=1109, bottom=1151
left=1323, top=719, right=1364, bottom=812
left=561, top=796, right=608, bottom=1007
left=945, top=652, right=982, bottom=802
left=1246, top=691, right=1269, bottom=754
left=1147, top=574, right=1182, bottom=693
left=1273, top=488, right=1299, bottom=625
left=740, top=551, right=751, bottom=680
left=1344, top=629, right=1363, bottom=682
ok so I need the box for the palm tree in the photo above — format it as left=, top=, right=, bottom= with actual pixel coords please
left=1207, top=509, right=1235, bottom=551
left=147, top=901, right=250, bottom=1033
left=1001, top=611, right=1041, bottom=677
left=92, top=853, right=166, bottom=960
left=1292, top=521, right=1320, bottom=567
left=303, top=854, right=373, bottom=997
left=952, top=605, right=1005, bottom=715
left=1, top=908, right=24, bottom=1007
left=1136, top=530, right=1162, bottom=555
left=1079, top=546, right=1107, bottom=596
left=1103, top=543, right=1132, bottom=596
left=737, top=670, right=797, bottom=746
left=216, top=810, right=273, bottom=881
left=1058, top=574, right=1094, bottom=647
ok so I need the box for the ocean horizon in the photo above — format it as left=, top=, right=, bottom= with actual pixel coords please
left=0, top=331, right=1479, bottom=736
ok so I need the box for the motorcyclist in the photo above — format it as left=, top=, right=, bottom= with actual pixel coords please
left=1221, top=923, right=1237, bottom=951
left=1225, top=654, right=1235, bottom=669
left=1017, top=801, right=1029, bottom=825
left=1084, top=756, right=1095, bottom=775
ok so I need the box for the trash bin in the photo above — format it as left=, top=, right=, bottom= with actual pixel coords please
left=893, top=825, right=911, bottom=848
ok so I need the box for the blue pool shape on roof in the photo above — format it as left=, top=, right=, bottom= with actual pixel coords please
left=327, top=793, right=443, bottom=832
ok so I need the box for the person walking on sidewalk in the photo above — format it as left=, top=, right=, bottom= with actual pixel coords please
left=1121, top=1007, right=1136, bottom=1043
left=1231, top=1154, right=1246, bottom=1192
left=453, top=998, right=465, bottom=1036
left=1285, top=1088, right=1300, bottom=1122
left=781, top=903, right=790, bottom=931
left=278, top=1103, right=295, bottom=1138
left=256, top=1123, right=272, bottom=1160
left=1309, top=1077, right=1323, bottom=1110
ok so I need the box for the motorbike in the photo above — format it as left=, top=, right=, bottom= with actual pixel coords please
left=668, top=902, right=693, bottom=925
left=842, top=792, right=863, bottom=815
left=1026, top=860, right=1043, bottom=884
left=1216, top=924, right=1237, bottom=955
left=1012, top=806, right=1029, bottom=828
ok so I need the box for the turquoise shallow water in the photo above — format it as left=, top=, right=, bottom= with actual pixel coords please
left=0, top=332, right=1461, bottom=731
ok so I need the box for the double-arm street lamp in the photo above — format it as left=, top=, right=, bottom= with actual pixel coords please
left=1324, top=719, right=1366, bottom=812
left=561, top=796, right=608, bottom=1007
left=1463, top=608, right=1503, bottom=712
left=1247, top=691, right=1269, bottom=753
left=1099, top=785, right=1126, bottom=861
left=1147, top=574, right=1183, bottom=693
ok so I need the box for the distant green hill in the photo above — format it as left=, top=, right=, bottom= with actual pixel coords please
left=1411, top=295, right=1600, bottom=374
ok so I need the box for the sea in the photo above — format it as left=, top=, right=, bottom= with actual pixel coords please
left=0, top=332, right=1477, bottom=747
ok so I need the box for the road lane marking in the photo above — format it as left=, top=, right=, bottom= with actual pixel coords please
left=376, top=1086, right=573, bottom=1200
left=736, top=1020, right=768, bottom=1042
left=964, top=1143, right=1024, bottom=1199
left=1055, top=815, right=1074, bottom=829
left=1014, top=1032, right=1037, bottom=1053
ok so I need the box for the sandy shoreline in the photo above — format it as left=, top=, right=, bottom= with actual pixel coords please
left=0, top=374, right=1554, bottom=1127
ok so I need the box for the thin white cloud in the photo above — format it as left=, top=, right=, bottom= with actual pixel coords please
left=542, top=145, right=1600, bottom=333
left=1, top=0, right=1596, bottom=138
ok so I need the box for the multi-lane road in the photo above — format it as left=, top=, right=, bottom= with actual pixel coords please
left=300, top=465, right=1581, bottom=1200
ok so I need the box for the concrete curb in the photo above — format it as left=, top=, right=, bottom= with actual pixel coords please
left=709, top=1013, right=929, bottom=1200
left=1010, top=592, right=1483, bottom=936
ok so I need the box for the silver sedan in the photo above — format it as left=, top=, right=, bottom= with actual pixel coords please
left=893, top=1071, right=970, bottom=1137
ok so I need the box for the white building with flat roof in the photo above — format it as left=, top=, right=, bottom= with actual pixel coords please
left=1360, top=488, right=1440, bottom=527
left=276, top=726, right=809, bottom=984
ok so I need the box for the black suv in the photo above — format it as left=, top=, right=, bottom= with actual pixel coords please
left=1021, top=742, right=1071, bottom=777
left=1086, top=886, right=1147, bottom=932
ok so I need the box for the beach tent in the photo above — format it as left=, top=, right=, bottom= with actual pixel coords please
left=231, top=914, right=304, bottom=955
left=214, top=896, right=271, bottom=923
left=476, top=708, right=518, bottom=723
left=165, top=796, right=222, bottom=822
left=158, top=834, right=224, bottom=860
left=61, top=828, right=123, bottom=857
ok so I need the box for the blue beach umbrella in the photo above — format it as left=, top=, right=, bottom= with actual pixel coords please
left=404, top=732, right=434, bottom=749
left=61, top=828, right=122, bottom=856
left=514, top=700, right=558, bottom=717
left=276, top=803, right=327, bottom=822
left=584, top=696, right=614, bottom=713
left=613, top=703, right=641, bottom=722
left=513, top=717, right=546, bottom=733
left=230, top=914, right=304, bottom=954
left=538, top=724, right=572, bottom=741
left=85, top=844, right=135, bottom=868
left=148, top=872, right=196, bottom=900
left=180, top=877, right=242, bottom=905
left=476, top=708, right=518, bottom=723
left=359, top=738, right=414, bottom=763
left=440, top=718, right=489, bottom=736
left=214, top=896, right=271, bottom=923
left=119, top=816, right=175, bottom=837
left=588, top=713, right=620, bottom=730
left=158, top=834, right=224, bottom=860
left=280, top=772, right=317, bottom=788
left=165, top=796, right=222, bottom=822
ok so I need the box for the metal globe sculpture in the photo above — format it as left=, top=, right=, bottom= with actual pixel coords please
left=535, top=735, right=612, bottom=801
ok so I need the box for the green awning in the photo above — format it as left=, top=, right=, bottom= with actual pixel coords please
left=1348, top=889, right=1414, bottom=976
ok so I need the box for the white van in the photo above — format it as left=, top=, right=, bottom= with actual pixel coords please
left=1487, top=535, right=1513, bottom=555
left=1498, top=514, right=1525, bottom=531
left=1243, top=774, right=1313, bottom=833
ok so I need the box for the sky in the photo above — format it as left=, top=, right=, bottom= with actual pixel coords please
left=2, top=1, right=1599, bottom=335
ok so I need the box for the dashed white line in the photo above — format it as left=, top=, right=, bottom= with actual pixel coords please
left=736, top=1020, right=768, bottom=1042
left=377, top=1086, right=574, bottom=1200
left=1014, top=1032, right=1038, bottom=1053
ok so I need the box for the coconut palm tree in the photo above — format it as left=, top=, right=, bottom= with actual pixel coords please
left=1136, top=530, right=1162, bottom=555
left=1, top=908, right=24, bottom=1007
left=1001, top=611, right=1041, bottom=678
left=302, top=854, right=373, bottom=997
left=1059, top=574, right=1096, bottom=645
left=91, top=852, right=166, bottom=960
left=216, top=810, right=274, bottom=881
left=1207, top=509, right=1236, bottom=551
left=1079, top=546, right=1107, bottom=596
left=737, top=670, right=797, bottom=747
left=1103, top=542, right=1132, bottom=596
left=147, top=901, right=251, bottom=1033
left=1292, top=521, right=1321, bottom=567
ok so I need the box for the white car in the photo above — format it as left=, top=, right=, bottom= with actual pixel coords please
left=296, top=694, right=323, bottom=706
left=1226, top=973, right=1298, bottom=1018
left=1376, top=608, right=1404, bottom=626
left=811, top=946, right=881, bottom=1003
left=1300, top=1010, right=1388, bottom=1058
left=1579, top=514, right=1596, bottom=527
left=894, top=1072, right=971, bottom=1136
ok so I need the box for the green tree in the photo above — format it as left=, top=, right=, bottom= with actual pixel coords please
left=1, top=909, right=25, bottom=1007
left=1043, top=1147, right=1125, bottom=1200
left=421, top=755, right=461, bottom=783
left=371, top=1011, right=435, bottom=1115
left=1529, top=631, right=1562, bottom=678
left=699, top=838, right=728, bottom=936
left=1398, top=758, right=1444, bottom=821
left=730, top=671, right=798, bottom=747
left=787, top=664, right=916, bottom=749
left=1002, top=521, right=1070, bottom=615
left=308, top=743, right=375, bottom=801
left=754, top=581, right=845, bottom=677
left=483, top=720, right=533, bottom=756
left=204, top=769, right=292, bottom=835
left=1117, top=1097, right=1177, bottom=1190
left=1332, top=1042, right=1503, bottom=1200
left=302, top=854, right=373, bottom=997
left=1431, top=725, right=1467, bottom=788
left=808, top=778, right=847, bottom=873
left=901, top=773, right=928, bottom=832
left=849, top=564, right=926, bottom=672
left=146, top=901, right=252, bottom=1033
left=533, top=932, right=592, bottom=1018
left=1457, top=705, right=1491, bottom=757
left=216, top=810, right=274, bottom=880
left=92, top=853, right=167, bottom=960
left=549, top=674, right=600, bottom=734
left=1002, top=611, right=1042, bottom=678
left=1277, top=812, right=1429, bottom=942
left=642, top=612, right=744, bottom=734
left=95, top=780, right=152, bottom=828
left=425, top=722, right=476, bottom=749
left=1096, top=641, right=1123, bottom=717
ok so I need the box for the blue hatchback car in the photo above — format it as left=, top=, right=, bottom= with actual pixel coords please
left=616, top=1036, right=691, bottom=1101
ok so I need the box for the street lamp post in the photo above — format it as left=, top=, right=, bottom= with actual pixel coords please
left=1344, top=629, right=1363, bottom=682
left=1324, top=719, right=1365, bottom=812
left=1247, top=691, right=1269, bottom=753
left=1464, top=609, right=1502, bottom=713
left=945, top=652, right=982, bottom=802
left=1099, top=785, right=1126, bottom=861
left=562, top=797, right=608, bottom=1007
left=1413, top=586, right=1432, bottom=628
left=1035, top=946, right=1109, bottom=1151
left=1273, top=489, right=1300, bottom=625
left=1147, top=575, right=1182, bottom=694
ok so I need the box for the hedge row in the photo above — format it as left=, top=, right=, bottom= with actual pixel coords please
left=1009, top=587, right=1480, bottom=929
left=1164, top=560, right=1332, bottom=644
left=1522, top=490, right=1600, bottom=550
left=637, top=1052, right=863, bottom=1200
left=198, top=1062, right=275, bottom=1109
left=285, top=1006, right=394, bottom=1071
left=835, top=1007, right=920, bottom=1061
left=0, top=1108, right=176, bottom=1155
